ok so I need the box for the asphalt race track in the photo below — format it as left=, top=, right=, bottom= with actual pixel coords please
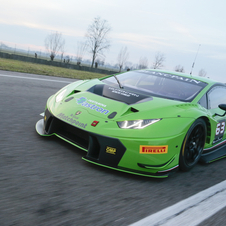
left=0, top=70, right=226, bottom=226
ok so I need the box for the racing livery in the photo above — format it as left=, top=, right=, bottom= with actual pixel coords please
left=36, top=69, right=226, bottom=178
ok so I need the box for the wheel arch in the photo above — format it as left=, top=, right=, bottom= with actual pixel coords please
left=199, top=116, right=211, bottom=144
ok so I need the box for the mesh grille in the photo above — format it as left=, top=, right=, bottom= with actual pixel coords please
left=47, top=116, right=89, bottom=150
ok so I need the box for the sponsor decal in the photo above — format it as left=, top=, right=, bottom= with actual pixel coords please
left=108, top=86, right=139, bottom=98
left=75, top=111, right=82, bottom=115
left=70, top=114, right=79, bottom=120
left=57, top=113, right=87, bottom=129
left=106, top=146, right=116, bottom=155
left=141, top=70, right=206, bottom=86
left=91, top=121, right=99, bottom=127
left=139, top=145, right=168, bottom=154
left=102, top=85, right=150, bottom=104
left=76, top=97, right=110, bottom=115
left=213, top=119, right=226, bottom=144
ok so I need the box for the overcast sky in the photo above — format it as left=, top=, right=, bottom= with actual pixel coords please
left=1, top=0, right=226, bottom=82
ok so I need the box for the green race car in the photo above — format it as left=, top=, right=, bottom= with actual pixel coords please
left=36, top=69, right=226, bottom=178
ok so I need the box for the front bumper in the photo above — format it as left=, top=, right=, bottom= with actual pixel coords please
left=36, top=109, right=181, bottom=178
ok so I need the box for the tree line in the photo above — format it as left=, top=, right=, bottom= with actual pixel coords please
left=44, top=16, right=207, bottom=76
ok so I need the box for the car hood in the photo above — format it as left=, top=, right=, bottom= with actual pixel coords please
left=51, top=82, right=202, bottom=121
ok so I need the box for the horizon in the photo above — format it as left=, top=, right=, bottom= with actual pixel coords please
left=1, top=0, right=226, bottom=82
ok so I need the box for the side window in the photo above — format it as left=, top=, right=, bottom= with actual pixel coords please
left=208, top=86, right=226, bottom=109
left=198, top=94, right=207, bottom=109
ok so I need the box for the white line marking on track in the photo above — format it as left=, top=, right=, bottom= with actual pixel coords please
left=0, top=74, right=72, bottom=83
left=130, top=180, right=226, bottom=226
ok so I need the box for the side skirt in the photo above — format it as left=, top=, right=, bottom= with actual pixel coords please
left=200, top=142, right=226, bottom=163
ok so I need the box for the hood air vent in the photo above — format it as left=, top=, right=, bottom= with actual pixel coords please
left=87, top=84, right=151, bottom=105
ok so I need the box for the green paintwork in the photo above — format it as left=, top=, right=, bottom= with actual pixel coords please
left=36, top=69, right=226, bottom=177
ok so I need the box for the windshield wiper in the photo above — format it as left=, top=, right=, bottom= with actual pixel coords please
left=113, top=74, right=123, bottom=89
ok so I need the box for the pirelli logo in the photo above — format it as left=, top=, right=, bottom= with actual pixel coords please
left=140, top=145, right=168, bottom=154
left=106, top=146, right=116, bottom=155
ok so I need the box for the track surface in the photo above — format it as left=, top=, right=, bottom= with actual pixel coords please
left=0, top=70, right=226, bottom=226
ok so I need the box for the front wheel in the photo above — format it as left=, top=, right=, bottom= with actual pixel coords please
left=179, top=118, right=206, bottom=171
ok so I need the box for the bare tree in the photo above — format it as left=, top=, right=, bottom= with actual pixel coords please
left=0, top=42, right=7, bottom=51
left=45, top=31, right=65, bottom=61
left=76, top=41, right=87, bottom=64
left=117, top=46, right=129, bottom=72
left=138, top=57, right=148, bottom=69
left=95, top=58, right=105, bottom=67
left=65, top=55, right=72, bottom=64
left=175, top=65, right=185, bottom=73
left=152, top=52, right=165, bottom=69
left=86, top=17, right=111, bottom=68
left=199, top=69, right=207, bottom=77
left=60, top=41, right=65, bottom=62
left=124, top=61, right=135, bottom=70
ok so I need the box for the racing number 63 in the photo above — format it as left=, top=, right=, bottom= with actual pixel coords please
left=216, top=121, right=225, bottom=136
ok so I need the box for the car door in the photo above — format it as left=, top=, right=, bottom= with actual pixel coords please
left=207, top=85, right=226, bottom=145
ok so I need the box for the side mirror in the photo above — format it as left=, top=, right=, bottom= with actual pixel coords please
left=214, top=104, right=226, bottom=117
left=219, top=104, right=226, bottom=111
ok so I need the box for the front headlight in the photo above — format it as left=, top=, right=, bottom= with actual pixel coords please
left=56, top=89, right=67, bottom=102
left=117, top=119, right=161, bottom=129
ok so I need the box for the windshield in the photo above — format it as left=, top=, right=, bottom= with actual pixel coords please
left=102, top=70, right=208, bottom=102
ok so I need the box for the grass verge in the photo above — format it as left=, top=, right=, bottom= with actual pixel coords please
left=0, top=58, right=105, bottom=79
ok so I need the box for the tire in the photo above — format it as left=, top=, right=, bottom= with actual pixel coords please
left=179, top=118, right=207, bottom=171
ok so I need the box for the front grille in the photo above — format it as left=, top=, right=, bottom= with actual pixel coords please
left=44, top=109, right=126, bottom=167
left=46, top=116, right=89, bottom=150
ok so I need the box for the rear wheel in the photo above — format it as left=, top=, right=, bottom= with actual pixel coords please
left=179, top=118, right=206, bottom=171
